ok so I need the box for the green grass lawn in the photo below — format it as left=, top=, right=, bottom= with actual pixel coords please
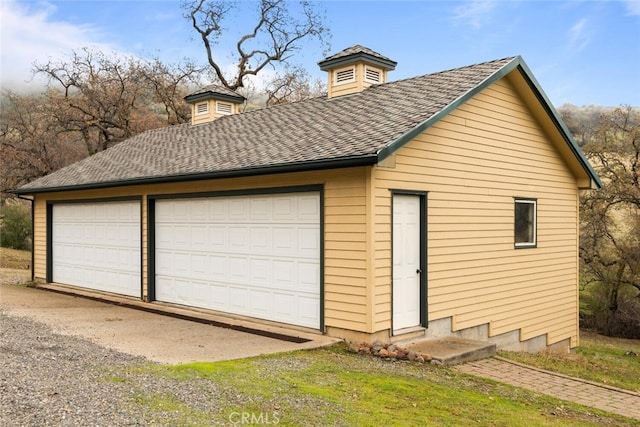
left=122, top=344, right=635, bottom=426
left=500, top=331, right=640, bottom=393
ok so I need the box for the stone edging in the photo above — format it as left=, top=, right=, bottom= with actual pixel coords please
left=347, top=341, right=441, bottom=364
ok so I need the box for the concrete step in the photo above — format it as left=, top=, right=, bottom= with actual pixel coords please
left=399, top=336, right=496, bottom=366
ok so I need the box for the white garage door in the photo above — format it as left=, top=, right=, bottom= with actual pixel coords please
left=52, top=201, right=141, bottom=297
left=154, top=192, right=321, bottom=329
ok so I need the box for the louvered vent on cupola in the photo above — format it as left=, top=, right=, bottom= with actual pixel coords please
left=184, top=85, right=246, bottom=125
left=318, top=45, right=397, bottom=99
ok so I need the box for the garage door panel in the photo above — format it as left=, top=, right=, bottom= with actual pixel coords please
left=298, top=296, right=320, bottom=325
left=52, top=201, right=141, bottom=297
left=155, top=192, right=320, bottom=328
left=229, top=257, right=249, bottom=282
left=250, top=289, right=271, bottom=315
left=230, top=286, right=248, bottom=309
left=273, top=260, right=294, bottom=286
left=298, top=263, right=321, bottom=291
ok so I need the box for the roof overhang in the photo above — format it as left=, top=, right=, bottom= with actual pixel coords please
left=11, top=154, right=378, bottom=196
left=184, top=91, right=246, bottom=104
left=376, top=56, right=601, bottom=190
left=318, top=53, right=397, bottom=71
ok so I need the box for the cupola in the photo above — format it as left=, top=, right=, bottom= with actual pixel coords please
left=184, top=85, right=246, bottom=125
left=318, top=45, right=397, bottom=99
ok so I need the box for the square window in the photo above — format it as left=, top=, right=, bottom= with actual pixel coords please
left=514, top=198, right=537, bottom=248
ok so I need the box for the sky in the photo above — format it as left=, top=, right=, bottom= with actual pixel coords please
left=1, top=0, right=639, bottom=107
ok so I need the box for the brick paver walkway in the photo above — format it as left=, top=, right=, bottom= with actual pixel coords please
left=455, top=356, right=640, bottom=420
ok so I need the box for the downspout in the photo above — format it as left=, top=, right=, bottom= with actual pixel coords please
left=16, top=194, right=34, bottom=282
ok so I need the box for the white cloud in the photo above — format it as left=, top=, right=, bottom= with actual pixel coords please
left=0, top=0, right=114, bottom=91
left=568, top=18, right=592, bottom=52
left=452, top=0, right=499, bottom=29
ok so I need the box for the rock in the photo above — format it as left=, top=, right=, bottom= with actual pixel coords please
left=416, top=355, right=425, bottom=363
left=419, top=352, right=432, bottom=362
left=357, top=343, right=371, bottom=354
left=372, top=344, right=384, bottom=352
left=387, top=344, right=397, bottom=353
left=388, top=350, right=398, bottom=359
left=347, top=342, right=359, bottom=353
left=430, top=359, right=443, bottom=365
left=407, top=351, right=417, bottom=361
left=379, top=348, right=389, bottom=358
left=395, top=348, right=408, bottom=359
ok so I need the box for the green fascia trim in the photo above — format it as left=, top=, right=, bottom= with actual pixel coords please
left=184, top=91, right=245, bottom=104
left=376, top=56, right=602, bottom=189
left=515, top=59, right=602, bottom=189
left=11, top=154, right=377, bottom=195
left=318, top=53, right=397, bottom=71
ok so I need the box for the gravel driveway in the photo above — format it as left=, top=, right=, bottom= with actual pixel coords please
left=0, top=311, right=229, bottom=426
left=0, top=269, right=323, bottom=426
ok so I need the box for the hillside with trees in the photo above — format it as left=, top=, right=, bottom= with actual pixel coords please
left=560, top=105, right=640, bottom=338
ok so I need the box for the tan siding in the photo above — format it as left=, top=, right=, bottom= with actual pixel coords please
left=141, top=193, right=148, bottom=297
left=33, top=197, right=47, bottom=279
left=29, top=167, right=371, bottom=332
left=371, top=77, right=580, bottom=346
left=190, top=100, right=241, bottom=125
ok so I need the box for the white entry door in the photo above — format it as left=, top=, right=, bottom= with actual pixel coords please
left=153, top=192, right=321, bottom=329
left=52, top=201, right=141, bottom=297
left=392, top=194, right=422, bottom=332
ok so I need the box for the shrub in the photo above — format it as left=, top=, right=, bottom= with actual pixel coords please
left=0, top=203, right=32, bottom=250
left=580, top=280, right=640, bottom=339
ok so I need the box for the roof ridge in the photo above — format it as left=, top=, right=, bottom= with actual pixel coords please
left=375, top=56, right=519, bottom=88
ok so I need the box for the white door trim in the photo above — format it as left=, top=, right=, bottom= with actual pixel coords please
left=392, top=191, right=426, bottom=334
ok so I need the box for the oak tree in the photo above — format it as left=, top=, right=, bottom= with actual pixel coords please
left=578, top=106, right=640, bottom=337
left=183, top=0, right=329, bottom=91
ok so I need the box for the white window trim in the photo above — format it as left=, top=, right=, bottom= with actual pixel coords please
left=333, top=66, right=356, bottom=85
left=364, top=65, right=383, bottom=84
left=514, top=198, right=537, bottom=248
left=195, top=102, right=209, bottom=116
left=215, top=101, right=233, bottom=115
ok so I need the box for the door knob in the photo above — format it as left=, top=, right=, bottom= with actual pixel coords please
left=416, top=269, right=422, bottom=274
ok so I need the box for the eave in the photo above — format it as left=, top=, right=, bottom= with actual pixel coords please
left=11, top=154, right=378, bottom=196
left=184, top=91, right=246, bottom=104
left=318, top=53, right=397, bottom=71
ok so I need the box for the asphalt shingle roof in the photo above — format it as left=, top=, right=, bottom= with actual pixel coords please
left=318, top=44, right=398, bottom=69
left=17, top=56, right=517, bottom=193
left=184, top=84, right=245, bottom=102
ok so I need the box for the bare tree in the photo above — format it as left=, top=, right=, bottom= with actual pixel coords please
left=265, top=65, right=325, bottom=106
left=140, top=58, right=204, bottom=125
left=183, top=0, right=329, bottom=91
left=34, top=48, right=161, bottom=154
left=0, top=90, right=84, bottom=199
left=33, top=49, right=204, bottom=155
left=579, top=106, right=640, bottom=338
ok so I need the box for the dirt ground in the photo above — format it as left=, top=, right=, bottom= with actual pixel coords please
left=0, top=268, right=31, bottom=285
